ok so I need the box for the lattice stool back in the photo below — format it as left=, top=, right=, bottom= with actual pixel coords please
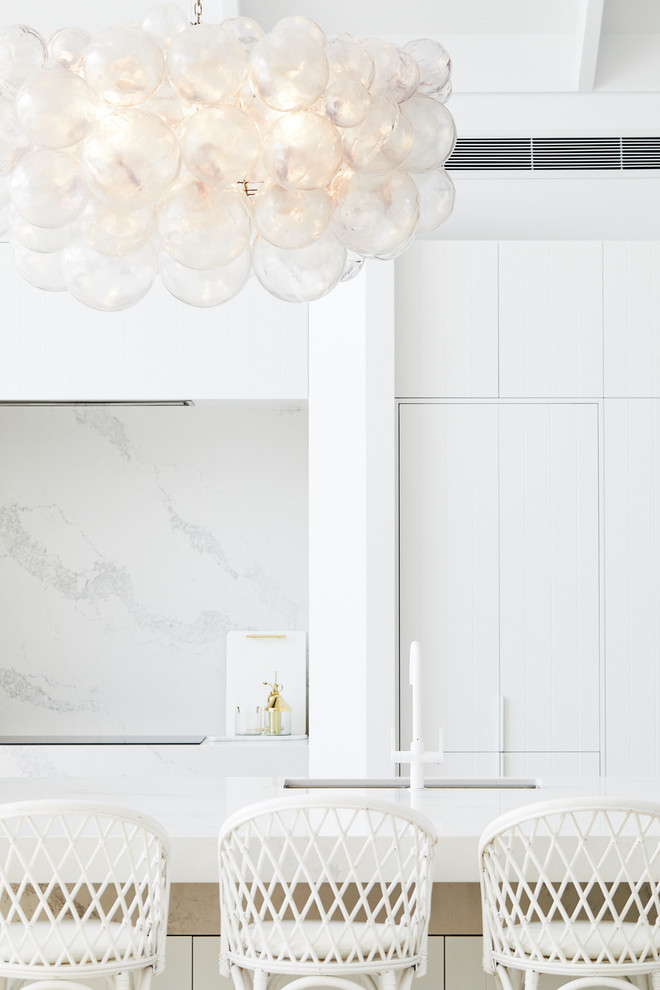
left=479, top=797, right=660, bottom=990
left=0, top=800, right=170, bottom=990
left=218, top=796, right=436, bottom=990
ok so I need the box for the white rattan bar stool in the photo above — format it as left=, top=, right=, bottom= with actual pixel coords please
left=218, top=796, right=437, bottom=990
left=0, top=800, right=170, bottom=990
left=479, top=797, right=660, bottom=990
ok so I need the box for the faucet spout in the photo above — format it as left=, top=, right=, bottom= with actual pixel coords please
left=391, top=641, right=444, bottom=789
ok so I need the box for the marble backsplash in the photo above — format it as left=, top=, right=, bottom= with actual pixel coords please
left=0, top=404, right=308, bottom=737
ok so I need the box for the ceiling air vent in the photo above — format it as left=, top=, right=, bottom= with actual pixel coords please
left=445, top=136, right=660, bottom=172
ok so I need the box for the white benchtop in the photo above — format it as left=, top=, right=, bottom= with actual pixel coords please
left=3, top=775, right=660, bottom=882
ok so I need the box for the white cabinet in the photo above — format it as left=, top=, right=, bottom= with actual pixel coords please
left=444, top=937, right=496, bottom=990
left=417, top=936, right=445, bottom=990
left=395, top=242, right=498, bottom=399
left=154, top=937, right=193, bottom=990
left=399, top=401, right=600, bottom=766
left=192, top=937, right=233, bottom=990
left=499, top=242, right=603, bottom=398
left=604, top=242, right=660, bottom=397
left=604, top=399, right=660, bottom=776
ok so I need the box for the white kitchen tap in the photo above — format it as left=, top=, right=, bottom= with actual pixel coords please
left=391, top=641, right=444, bottom=788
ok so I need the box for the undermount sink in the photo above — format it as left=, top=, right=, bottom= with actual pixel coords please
left=283, top=777, right=544, bottom=789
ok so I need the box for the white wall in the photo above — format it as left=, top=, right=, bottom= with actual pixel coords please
left=396, top=240, right=660, bottom=777
left=0, top=404, right=308, bottom=736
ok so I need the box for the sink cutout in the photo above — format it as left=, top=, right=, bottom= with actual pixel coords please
left=283, top=777, right=544, bottom=790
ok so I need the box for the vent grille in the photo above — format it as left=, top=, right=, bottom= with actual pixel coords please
left=445, top=136, right=660, bottom=171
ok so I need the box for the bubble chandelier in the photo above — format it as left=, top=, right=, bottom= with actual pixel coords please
left=0, top=3, right=456, bottom=311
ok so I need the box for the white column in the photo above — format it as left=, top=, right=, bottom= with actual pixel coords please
left=308, top=262, right=395, bottom=778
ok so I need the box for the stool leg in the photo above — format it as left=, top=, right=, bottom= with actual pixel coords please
left=253, top=970, right=269, bottom=990
left=524, top=972, right=539, bottom=990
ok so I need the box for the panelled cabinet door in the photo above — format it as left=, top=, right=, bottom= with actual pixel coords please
left=153, top=937, right=193, bottom=990
left=399, top=403, right=500, bottom=758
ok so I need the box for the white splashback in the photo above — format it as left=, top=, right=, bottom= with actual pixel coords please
left=226, top=631, right=307, bottom=737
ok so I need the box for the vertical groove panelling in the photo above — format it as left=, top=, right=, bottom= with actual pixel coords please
left=604, top=399, right=660, bottom=775
left=604, top=242, right=660, bottom=397
left=395, top=242, right=498, bottom=398
left=0, top=250, right=309, bottom=400
left=399, top=403, right=500, bottom=762
left=499, top=242, right=603, bottom=398
left=499, top=403, right=600, bottom=753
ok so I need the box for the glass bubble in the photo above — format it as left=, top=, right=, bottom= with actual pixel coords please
left=404, top=38, right=451, bottom=96
left=324, top=78, right=369, bottom=128
left=252, top=229, right=346, bottom=303
left=410, top=166, right=455, bottom=233
left=433, top=78, right=452, bottom=104
left=160, top=246, right=251, bottom=306
left=0, top=173, right=10, bottom=207
left=16, top=68, right=97, bottom=148
left=263, top=112, right=341, bottom=189
left=158, top=180, right=251, bottom=268
left=248, top=30, right=328, bottom=111
left=363, top=38, right=419, bottom=103
left=84, top=25, right=164, bottom=106
left=342, top=95, right=413, bottom=174
left=9, top=207, right=77, bottom=251
left=0, top=205, right=7, bottom=237
left=143, top=78, right=190, bottom=129
left=340, top=251, right=364, bottom=282
left=272, top=16, right=326, bottom=47
left=223, top=16, right=265, bottom=52
left=11, top=237, right=66, bottom=290
left=0, top=93, right=30, bottom=174
left=402, top=95, right=456, bottom=171
left=82, top=109, right=180, bottom=208
left=11, top=149, right=89, bottom=228
left=0, top=25, right=46, bottom=90
left=330, top=167, right=419, bottom=258
left=167, top=25, right=246, bottom=105
left=142, top=4, right=188, bottom=51
left=253, top=180, right=331, bottom=249
left=326, top=34, right=373, bottom=87
left=181, top=105, right=261, bottom=184
left=238, top=82, right=285, bottom=134
left=79, top=198, right=154, bottom=256
left=62, top=238, right=157, bottom=310
left=47, top=27, right=91, bottom=71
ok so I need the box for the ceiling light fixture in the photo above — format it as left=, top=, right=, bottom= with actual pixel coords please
left=0, top=3, right=456, bottom=311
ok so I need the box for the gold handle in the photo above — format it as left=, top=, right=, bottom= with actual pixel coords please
left=246, top=634, right=286, bottom=639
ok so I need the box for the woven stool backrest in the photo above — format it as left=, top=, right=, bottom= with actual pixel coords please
left=0, top=800, right=170, bottom=976
left=218, top=796, right=436, bottom=971
left=479, top=797, right=660, bottom=970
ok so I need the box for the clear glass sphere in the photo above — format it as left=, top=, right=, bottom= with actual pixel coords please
left=248, top=30, right=328, bottom=111
left=0, top=204, right=7, bottom=237
left=9, top=207, right=77, bottom=251
left=342, top=95, right=413, bottom=174
left=272, top=16, right=326, bottom=47
left=330, top=167, right=419, bottom=258
left=143, top=79, right=190, bottom=129
left=402, top=95, right=456, bottom=171
left=403, top=38, right=451, bottom=96
left=79, top=197, right=154, bottom=256
left=252, top=229, right=346, bottom=302
left=434, top=78, right=452, bottom=104
left=16, top=68, right=97, bottom=149
left=324, top=78, right=370, bottom=128
left=364, top=39, right=419, bottom=103
left=142, top=4, right=188, bottom=51
left=410, top=166, right=455, bottom=233
left=253, top=180, right=331, bottom=249
left=158, top=180, right=251, bottom=268
left=47, top=27, right=91, bottom=71
left=326, top=33, right=373, bottom=87
left=159, top=246, right=251, bottom=306
left=222, top=16, right=264, bottom=52
left=263, top=111, right=341, bottom=189
left=0, top=94, right=30, bottom=174
left=62, top=238, right=157, bottom=310
left=167, top=24, right=246, bottom=105
left=238, top=82, right=285, bottom=135
left=0, top=173, right=10, bottom=207
left=11, top=149, right=89, bottom=227
left=0, top=25, right=46, bottom=90
left=82, top=109, right=180, bottom=208
left=340, top=250, right=365, bottom=281
left=11, top=238, right=66, bottom=291
left=84, top=25, right=164, bottom=106
left=181, top=105, right=261, bottom=184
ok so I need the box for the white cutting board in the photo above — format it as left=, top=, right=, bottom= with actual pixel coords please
left=225, top=631, right=307, bottom=737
